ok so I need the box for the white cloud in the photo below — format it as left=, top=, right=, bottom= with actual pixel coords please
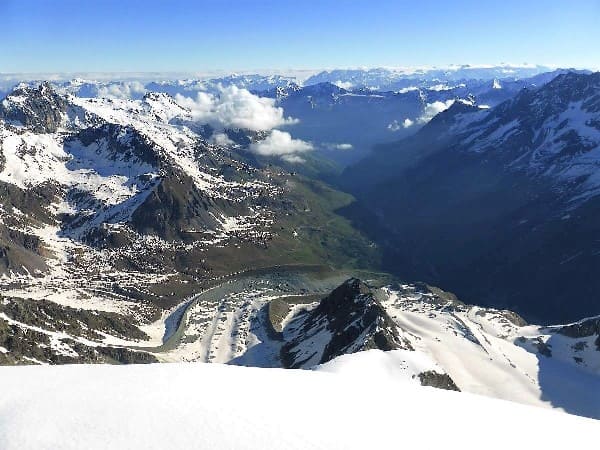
left=249, top=130, right=313, bottom=159
left=325, top=143, right=353, bottom=150
left=333, top=80, right=353, bottom=90
left=396, top=86, right=419, bottom=94
left=387, top=120, right=402, bottom=131
left=428, top=84, right=452, bottom=91
left=97, top=81, right=147, bottom=99
left=281, top=154, right=306, bottom=164
left=417, top=99, right=455, bottom=124
left=388, top=100, right=455, bottom=131
left=334, top=143, right=353, bottom=150
left=210, top=133, right=235, bottom=146
left=388, top=118, right=415, bottom=130
left=175, top=85, right=297, bottom=131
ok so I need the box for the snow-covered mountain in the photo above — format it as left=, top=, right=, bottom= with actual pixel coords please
left=0, top=81, right=379, bottom=363
left=0, top=83, right=282, bottom=268
left=168, top=277, right=600, bottom=418
left=2, top=350, right=598, bottom=450
left=51, top=74, right=301, bottom=100
left=304, top=64, right=556, bottom=90
left=2, top=72, right=600, bottom=425
left=259, top=69, right=585, bottom=165
left=0, top=65, right=554, bottom=99
left=3, top=262, right=599, bottom=419
left=1, top=68, right=582, bottom=167
left=342, top=71, right=600, bottom=323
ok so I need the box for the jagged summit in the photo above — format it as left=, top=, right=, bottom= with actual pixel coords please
left=0, top=82, right=68, bottom=133
left=486, top=71, right=600, bottom=126
left=281, top=278, right=413, bottom=369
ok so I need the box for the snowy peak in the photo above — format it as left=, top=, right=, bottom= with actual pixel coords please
left=141, top=91, right=190, bottom=123
left=0, top=82, right=69, bottom=133
left=413, top=71, right=600, bottom=201
left=422, top=96, right=482, bottom=129
left=264, top=83, right=303, bottom=100
left=281, top=278, right=414, bottom=369
left=492, top=71, right=600, bottom=125
left=267, top=82, right=350, bottom=106
left=208, top=73, right=299, bottom=92
left=0, top=83, right=286, bottom=282
left=555, top=316, right=600, bottom=350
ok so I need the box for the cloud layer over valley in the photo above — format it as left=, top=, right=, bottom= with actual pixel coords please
left=175, top=85, right=297, bottom=131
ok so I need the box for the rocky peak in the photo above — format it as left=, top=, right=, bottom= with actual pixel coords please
left=489, top=71, right=600, bottom=127
left=0, top=82, right=68, bottom=133
left=412, top=97, right=483, bottom=136
left=556, top=316, right=600, bottom=350
left=420, top=71, right=600, bottom=173
left=542, top=71, right=600, bottom=103
left=281, top=278, right=412, bottom=369
left=70, top=122, right=161, bottom=167
left=313, top=277, right=372, bottom=311
left=222, top=128, right=270, bottom=146
left=271, top=83, right=302, bottom=100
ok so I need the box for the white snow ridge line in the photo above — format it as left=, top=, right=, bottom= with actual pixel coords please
left=0, top=351, right=598, bottom=450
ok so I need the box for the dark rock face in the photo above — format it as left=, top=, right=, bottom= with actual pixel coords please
left=0, top=296, right=157, bottom=365
left=475, top=308, right=528, bottom=327
left=557, top=316, right=600, bottom=338
left=0, top=180, right=60, bottom=275
left=0, top=297, right=150, bottom=342
left=279, top=278, right=461, bottom=393
left=129, top=167, right=241, bottom=242
left=96, top=347, right=158, bottom=364
left=311, top=278, right=410, bottom=354
left=341, top=72, right=600, bottom=323
left=72, top=123, right=161, bottom=167
left=498, top=311, right=528, bottom=327
left=534, top=338, right=553, bottom=357
left=223, top=128, right=269, bottom=146
left=0, top=240, right=47, bottom=275
left=0, top=82, right=68, bottom=133
left=557, top=317, right=600, bottom=350
left=282, top=278, right=412, bottom=369
left=418, top=371, right=460, bottom=391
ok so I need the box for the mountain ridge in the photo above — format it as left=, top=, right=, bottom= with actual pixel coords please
left=341, top=70, right=600, bottom=323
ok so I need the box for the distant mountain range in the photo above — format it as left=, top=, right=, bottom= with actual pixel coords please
left=1, top=66, right=589, bottom=169
left=263, top=71, right=586, bottom=165
left=304, top=64, right=556, bottom=89
left=0, top=64, right=560, bottom=96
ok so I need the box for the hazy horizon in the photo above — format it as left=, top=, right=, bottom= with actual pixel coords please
left=0, top=63, right=597, bottom=84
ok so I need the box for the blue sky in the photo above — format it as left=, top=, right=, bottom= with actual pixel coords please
left=1, top=0, right=599, bottom=73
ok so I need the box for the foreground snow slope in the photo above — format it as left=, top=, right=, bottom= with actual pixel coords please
left=0, top=350, right=598, bottom=450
